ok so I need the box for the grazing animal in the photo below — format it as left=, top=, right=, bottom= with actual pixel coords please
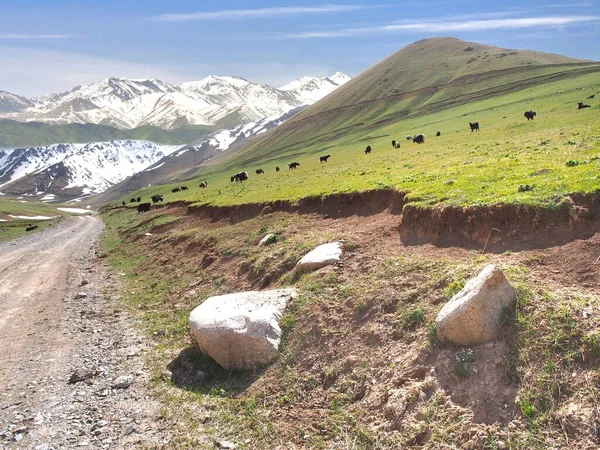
left=587, top=94, right=595, bottom=99
left=436, top=131, right=441, bottom=136
left=234, top=171, right=249, bottom=182
left=406, top=135, right=412, bottom=141
left=578, top=102, right=591, bottom=109
left=320, top=155, right=331, bottom=163
left=151, top=194, right=164, bottom=203
left=25, top=225, right=38, bottom=232
left=130, top=198, right=136, bottom=203
left=122, top=201, right=126, bottom=206
left=137, top=203, right=151, bottom=214
left=413, top=134, right=425, bottom=144
left=199, top=181, right=208, bottom=188
left=136, top=196, right=141, bottom=202
left=469, top=122, right=480, bottom=132
left=231, top=176, right=235, bottom=182
left=391, top=140, right=396, bottom=147
left=288, top=162, right=300, bottom=170
left=524, top=110, right=536, bottom=120
left=395, top=142, right=400, bottom=148
left=256, top=169, right=264, bottom=174
left=180, top=186, right=188, bottom=191
left=275, top=166, right=280, bottom=172
left=172, top=187, right=181, bottom=193
left=365, top=145, right=372, bottom=154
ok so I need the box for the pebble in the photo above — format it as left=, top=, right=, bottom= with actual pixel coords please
left=74, top=292, right=88, bottom=299
left=111, top=375, right=133, bottom=390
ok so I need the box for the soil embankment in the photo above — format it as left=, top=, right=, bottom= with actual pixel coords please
left=138, top=188, right=600, bottom=252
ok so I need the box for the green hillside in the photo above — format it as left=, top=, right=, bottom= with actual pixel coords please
left=0, top=120, right=219, bottom=148
left=112, top=38, right=600, bottom=210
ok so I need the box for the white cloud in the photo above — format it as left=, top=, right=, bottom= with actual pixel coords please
left=153, top=4, right=375, bottom=22
left=283, top=15, right=600, bottom=38
left=0, top=47, right=208, bottom=96
left=0, top=34, right=78, bottom=40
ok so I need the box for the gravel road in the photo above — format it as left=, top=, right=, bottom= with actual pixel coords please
left=0, top=216, right=169, bottom=449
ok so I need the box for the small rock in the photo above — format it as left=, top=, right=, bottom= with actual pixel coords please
left=258, top=233, right=276, bottom=246
left=111, top=375, right=133, bottom=390
left=161, top=370, right=173, bottom=382
left=216, top=440, right=237, bottom=449
left=80, top=279, right=89, bottom=286
left=295, top=242, right=343, bottom=275
left=69, top=368, right=95, bottom=384
left=74, top=292, right=88, bottom=299
left=125, top=425, right=135, bottom=435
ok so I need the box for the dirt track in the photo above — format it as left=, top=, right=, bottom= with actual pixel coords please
left=0, top=216, right=168, bottom=448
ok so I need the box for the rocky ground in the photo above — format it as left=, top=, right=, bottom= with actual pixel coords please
left=0, top=216, right=170, bottom=449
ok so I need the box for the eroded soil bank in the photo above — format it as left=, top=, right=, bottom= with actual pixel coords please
left=101, top=195, right=600, bottom=449
left=127, top=188, right=600, bottom=252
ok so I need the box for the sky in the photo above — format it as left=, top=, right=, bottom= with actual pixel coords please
left=0, top=0, right=599, bottom=96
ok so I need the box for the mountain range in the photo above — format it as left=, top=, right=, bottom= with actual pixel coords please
left=0, top=72, right=351, bottom=130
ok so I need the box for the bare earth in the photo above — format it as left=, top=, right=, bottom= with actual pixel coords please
left=0, top=216, right=168, bottom=449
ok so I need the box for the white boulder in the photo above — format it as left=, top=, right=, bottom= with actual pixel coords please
left=295, top=242, right=343, bottom=274
left=435, top=264, right=516, bottom=346
left=189, top=289, right=297, bottom=371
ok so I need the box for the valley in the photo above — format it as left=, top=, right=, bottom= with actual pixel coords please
left=1, top=34, right=599, bottom=450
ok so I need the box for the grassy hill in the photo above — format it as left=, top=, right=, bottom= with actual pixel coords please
left=0, top=120, right=219, bottom=148
left=111, top=38, right=600, bottom=210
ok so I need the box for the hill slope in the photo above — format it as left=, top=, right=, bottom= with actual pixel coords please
left=209, top=37, right=598, bottom=170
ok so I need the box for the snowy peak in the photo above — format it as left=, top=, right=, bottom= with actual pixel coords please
left=34, top=77, right=178, bottom=110
left=279, top=72, right=351, bottom=104
left=0, top=72, right=351, bottom=130
left=0, top=140, right=181, bottom=198
left=0, top=91, right=34, bottom=113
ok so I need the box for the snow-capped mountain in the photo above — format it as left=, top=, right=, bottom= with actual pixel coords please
left=0, top=91, right=33, bottom=113
left=0, top=140, right=181, bottom=197
left=0, top=73, right=351, bottom=130
left=279, top=72, right=352, bottom=104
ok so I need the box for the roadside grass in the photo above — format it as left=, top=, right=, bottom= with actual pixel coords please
left=101, top=207, right=600, bottom=448
left=0, top=197, right=68, bottom=241
left=114, top=73, right=600, bottom=210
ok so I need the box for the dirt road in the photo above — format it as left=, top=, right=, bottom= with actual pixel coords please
left=0, top=216, right=168, bottom=448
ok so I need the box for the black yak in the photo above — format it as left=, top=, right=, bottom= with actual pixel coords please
left=365, top=145, right=372, bottom=154
left=137, top=203, right=151, bottom=214
left=413, top=134, right=425, bottom=144
left=524, top=110, right=536, bottom=120
left=288, top=162, right=300, bottom=169
left=469, top=122, right=480, bottom=131
left=320, top=155, right=331, bottom=162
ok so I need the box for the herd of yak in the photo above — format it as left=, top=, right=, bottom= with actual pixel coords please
left=125, top=100, right=595, bottom=214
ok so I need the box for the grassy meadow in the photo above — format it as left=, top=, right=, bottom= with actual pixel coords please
left=115, top=72, right=600, bottom=210
left=0, top=197, right=73, bottom=241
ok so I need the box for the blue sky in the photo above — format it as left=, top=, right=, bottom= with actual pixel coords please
left=1, top=0, right=598, bottom=96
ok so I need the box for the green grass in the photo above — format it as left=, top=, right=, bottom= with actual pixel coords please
left=0, top=119, right=219, bottom=147
left=0, top=197, right=85, bottom=241
left=113, top=71, right=600, bottom=211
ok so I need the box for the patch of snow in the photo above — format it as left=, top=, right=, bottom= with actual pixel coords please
left=8, top=214, right=56, bottom=220
left=57, top=207, right=89, bottom=214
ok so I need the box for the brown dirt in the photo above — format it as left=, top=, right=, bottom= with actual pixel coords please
left=112, top=189, right=600, bottom=448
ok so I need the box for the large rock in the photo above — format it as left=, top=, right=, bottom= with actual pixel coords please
left=295, top=242, right=343, bottom=274
left=435, top=264, right=516, bottom=346
left=189, top=289, right=297, bottom=371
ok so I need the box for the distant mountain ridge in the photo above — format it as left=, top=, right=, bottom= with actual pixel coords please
left=0, top=140, right=180, bottom=198
left=0, top=73, right=351, bottom=130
